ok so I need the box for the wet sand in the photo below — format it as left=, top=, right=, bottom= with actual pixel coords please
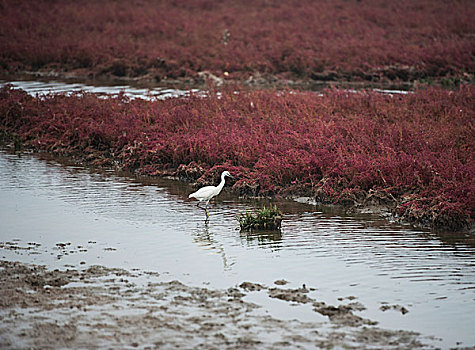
left=0, top=260, right=430, bottom=349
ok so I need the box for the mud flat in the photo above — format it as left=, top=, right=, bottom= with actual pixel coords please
left=0, top=260, right=430, bottom=349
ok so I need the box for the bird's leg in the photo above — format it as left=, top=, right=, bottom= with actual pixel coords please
left=196, top=201, right=209, bottom=218
left=196, top=202, right=206, bottom=211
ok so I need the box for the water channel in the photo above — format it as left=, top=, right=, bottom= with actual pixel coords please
left=0, top=80, right=474, bottom=348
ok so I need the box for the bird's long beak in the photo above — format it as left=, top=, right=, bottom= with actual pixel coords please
left=228, top=174, right=235, bottom=179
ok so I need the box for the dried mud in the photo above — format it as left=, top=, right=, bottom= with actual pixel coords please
left=0, top=260, right=430, bottom=349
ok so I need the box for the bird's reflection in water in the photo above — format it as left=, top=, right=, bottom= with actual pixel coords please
left=193, top=221, right=233, bottom=270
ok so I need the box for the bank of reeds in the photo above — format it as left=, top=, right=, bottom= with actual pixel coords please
left=0, top=85, right=473, bottom=230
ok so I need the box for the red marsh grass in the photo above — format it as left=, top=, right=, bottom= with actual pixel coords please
left=0, top=85, right=474, bottom=230
left=0, top=0, right=474, bottom=85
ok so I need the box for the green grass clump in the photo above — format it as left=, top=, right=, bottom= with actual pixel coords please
left=238, top=205, right=283, bottom=231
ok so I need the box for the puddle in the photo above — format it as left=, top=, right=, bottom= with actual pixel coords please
left=0, top=79, right=201, bottom=100
left=0, top=79, right=411, bottom=101
left=0, top=149, right=474, bottom=348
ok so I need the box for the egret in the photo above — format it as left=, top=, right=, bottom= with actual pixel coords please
left=188, top=171, right=234, bottom=218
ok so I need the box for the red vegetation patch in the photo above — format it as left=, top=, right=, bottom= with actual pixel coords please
left=0, top=85, right=474, bottom=230
left=0, top=0, right=474, bottom=83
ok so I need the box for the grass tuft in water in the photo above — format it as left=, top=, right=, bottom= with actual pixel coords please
left=238, top=205, right=283, bottom=231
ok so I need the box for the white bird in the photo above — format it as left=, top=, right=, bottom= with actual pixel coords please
left=188, top=170, right=234, bottom=218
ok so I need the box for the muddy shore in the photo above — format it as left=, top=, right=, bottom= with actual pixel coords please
left=0, top=260, right=430, bottom=349
left=1, top=69, right=469, bottom=92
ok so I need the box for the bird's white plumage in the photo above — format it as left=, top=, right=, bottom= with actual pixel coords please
left=188, top=170, right=233, bottom=218
left=189, top=185, right=219, bottom=201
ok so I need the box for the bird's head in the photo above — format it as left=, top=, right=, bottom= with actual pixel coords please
left=222, top=170, right=234, bottom=179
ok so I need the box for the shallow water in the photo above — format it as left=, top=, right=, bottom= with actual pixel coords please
left=0, top=78, right=410, bottom=101
left=0, top=79, right=201, bottom=100
left=0, top=149, right=474, bottom=348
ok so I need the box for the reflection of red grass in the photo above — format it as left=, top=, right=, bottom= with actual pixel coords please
left=0, top=0, right=474, bottom=82
left=1, top=85, right=473, bottom=230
